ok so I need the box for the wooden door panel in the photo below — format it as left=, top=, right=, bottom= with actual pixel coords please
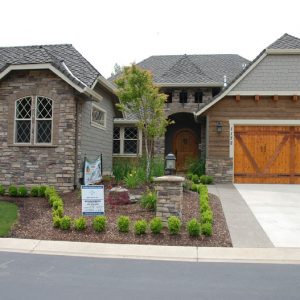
left=234, top=126, right=300, bottom=184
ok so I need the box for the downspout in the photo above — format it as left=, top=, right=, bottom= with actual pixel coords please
left=74, top=98, right=79, bottom=189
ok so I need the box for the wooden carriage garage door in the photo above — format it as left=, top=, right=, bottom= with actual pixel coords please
left=234, top=126, right=300, bottom=183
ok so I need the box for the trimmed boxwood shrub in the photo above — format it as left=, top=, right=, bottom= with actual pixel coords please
left=52, top=216, right=61, bottom=228
left=149, top=217, right=163, bottom=234
left=191, top=183, right=199, bottom=192
left=30, top=186, right=39, bottom=197
left=134, top=219, right=147, bottom=235
left=167, top=216, right=181, bottom=235
left=200, top=175, right=213, bottom=185
left=52, top=199, right=63, bottom=210
left=191, top=174, right=200, bottom=184
left=201, top=210, right=213, bottom=224
left=93, top=216, right=106, bottom=232
left=8, top=185, right=18, bottom=197
left=39, top=185, right=47, bottom=197
left=52, top=206, right=64, bottom=218
left=202, top=222, right=212, bottom=236
left=187, top=218, right=201, bottom=237
left=117, top=216, right=130, bottom=233
left=74, top=217, right=87, bottom=231
left=60, top=216, right=72, bottom=230
left=0, top=185, right=5, bottom=196
left=18, top=186, right=28, bottom=197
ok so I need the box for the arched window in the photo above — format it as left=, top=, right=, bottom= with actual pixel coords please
left=15, top=96, right=53, bottom=144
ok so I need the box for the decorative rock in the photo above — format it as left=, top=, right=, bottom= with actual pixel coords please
left=107, top=187, right=131, bottom=205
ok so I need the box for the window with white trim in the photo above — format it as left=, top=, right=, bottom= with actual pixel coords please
left=113, top=126, right=140, bottom=155
left=15, top=96, right=53, bottom=144
left=91, top=103, right=106, bottom=129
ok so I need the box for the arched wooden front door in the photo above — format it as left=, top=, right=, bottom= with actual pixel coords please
left=173, top=129, right=198, bottom=171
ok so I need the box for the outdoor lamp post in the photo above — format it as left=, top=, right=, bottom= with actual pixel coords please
left=216, top=121, right=223, bottom=133
left=165, top=153, right=176, bottom=175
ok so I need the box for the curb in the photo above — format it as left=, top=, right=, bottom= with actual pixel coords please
left=1, top=238, right=300, bottom=264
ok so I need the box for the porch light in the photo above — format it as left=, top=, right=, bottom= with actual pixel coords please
left=165, top=153, right=176, bottom=175
left=216, top=121, right=223, bottom=133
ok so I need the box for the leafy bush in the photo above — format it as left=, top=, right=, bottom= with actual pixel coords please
left=113, top=159, right=134, bottom=183
left=186, top=173, right=193, bottom=180
left=187, top=218, right=201, bottom=237
left=0, top=185, right=5, bottom=196
left=124, top=170, right=140, bottom=189
left=191, top=174, right=200, bottom=184
left=191, top=183, right=199, bottom=192
left=49, top=195, right=61, bottom=207
left=140, top=189, right=156, bottom=211
left=52, top=216, right=61, bottom=228
left=200, top=175, right=213, bottom=185
left=74, top=217, right=87, bottom=231
left=52, top=206, right=64, bottom=218
left=52, top=199, right=63, bottom=210
left=201, top=222, right=212, bottom=236
left=93, top=216, right=106, bottom=232
left=167, top=216, right=181, bottom=235
left=60, top=216, right=72, bottom=230
left=150, top=156, right=164, bottom=178
left=187, top=159, right=205, bottom=177
left=30, top=186, right=39, bottom=197
left=134, top=219, right=147, bottom=235
left=117, top=216, right=130, bottom=233
left=8, top=185, right=18, bottom=197
left=45, top=186, right=57, bottom=200
left=183, top=180, right=192, bottom=191
left=201, top=210, right=213, bottom=224
left=18, top=186, right=28, bottom=197
left=150, top=217, right=163, bottom=234
left=39, top=186, right=47, bottom=197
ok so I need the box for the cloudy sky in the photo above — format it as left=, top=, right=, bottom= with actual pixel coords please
left=2, top=0, right=300, bottom=78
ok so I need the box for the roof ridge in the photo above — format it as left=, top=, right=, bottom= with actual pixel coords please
left=0, top=43, right=72, bottom=50
left=267, top=33, right=300, bottom=49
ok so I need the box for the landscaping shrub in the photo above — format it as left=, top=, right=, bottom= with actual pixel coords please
left=93, top=216, right=106, bottom=232
left=186, top=173, right=193, bottom=180
left=39, top=185, right=47, bottom=197
left=52, top=199, right=63, bottom=210
left=201, top=210, right=213, bottom=224
left=201, top=222, right=212, bottom=236
left=0, top=185, right=5, bottom=196
left=45, top=186, right=57, bottom=201
left=18, top=186, right=28, bottom=197
left=183, top=180, right=192, bottom=191
left=187, top=159, right=205, bottom=177
left=200, top=175, right=213, bottom=185
left=134, top=219, right=147, bottom=235
left=150, top=156, right=164, bottom=178
left=60, top=216, right=72, bottom=230
left=30, top=186, right=39, bottom=197
left=113, top=159, right=134, bottom=183
left=74, top=217, right=87, bottom=231
left=140, top=189, right=156, bottom=211
left=49, top=195, right=61, bottom=207
left=52, top=206, right=64, bottom=218
left=167, top=216, right=181, bottom=235
left=117, top=216, right=130, bottom=233
left=191, top=174, right=200, bottom=184
left=191, top=183, right=199, bottom=192
left=52, top=216, right=61, bottom=228
left=124, top=170, right=140, bottom=189
left=187, top=218, right=201, bottom=237
left=8, top=185, right=18, bottom=197
left=149, top=217, right=163, bottom=234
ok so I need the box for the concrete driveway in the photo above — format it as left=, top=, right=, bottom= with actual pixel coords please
left=234, top=184, right=300, bottom=248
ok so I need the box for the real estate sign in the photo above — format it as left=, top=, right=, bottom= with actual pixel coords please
left=81, top=185, right=104, bottom=216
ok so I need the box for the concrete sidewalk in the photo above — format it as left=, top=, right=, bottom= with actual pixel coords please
left=208, top=184, right=274, bottom=248
left=1, top=238, right=300, bottom=264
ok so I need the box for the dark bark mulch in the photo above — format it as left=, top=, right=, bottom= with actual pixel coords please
left=2, top=188, right=232, bottom=247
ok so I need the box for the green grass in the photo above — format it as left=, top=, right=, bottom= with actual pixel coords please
left=0, top=201, right=18, bottom=237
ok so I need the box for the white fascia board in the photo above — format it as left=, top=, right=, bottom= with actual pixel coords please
left=266, top=49, right=300, bottom=54
left=195, top=52, right=268, bottom=117
left=114, top=119, right=139, bottom=125
left=228, top=91, right=300, bottom=96
left=96, top=75, right=117, bottom=94
left=156, top=82, right=222, bottom=88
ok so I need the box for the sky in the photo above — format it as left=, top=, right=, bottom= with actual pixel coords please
left=2, top=0, right=300, bottom=78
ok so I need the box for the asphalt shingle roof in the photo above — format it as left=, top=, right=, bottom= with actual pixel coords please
left=268, top=33, right=300, bottom=49
left=0, top=44, right=100, bottom=88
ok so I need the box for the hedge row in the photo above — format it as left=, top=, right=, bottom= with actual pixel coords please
left=198, top=184, right=213, bottom=236
left=0, top=184, right=47, bottom=198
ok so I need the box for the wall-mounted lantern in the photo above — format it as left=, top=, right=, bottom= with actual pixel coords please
left=165, top=153, right=176, bottom=175
left=216, top=121, right=223, bottom=133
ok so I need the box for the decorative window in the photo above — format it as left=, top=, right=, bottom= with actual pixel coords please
left=194, top=91, right=203, bottom=103
left=15, top=96, right=53, bottom=145
left=91, top=103, right=106, bottom=129
left=179, top=90, right=188, bottom=103
left=113, top=126, right=140, bottom=155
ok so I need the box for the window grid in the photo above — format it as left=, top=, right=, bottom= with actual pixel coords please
left=15, top=97, right=32, bottom=144
left=91, top=103, right=106, bottom=129
left=113, top=127, right=140, bottom=155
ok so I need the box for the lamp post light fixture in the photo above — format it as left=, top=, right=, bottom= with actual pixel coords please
left=216, top=121, right=223, bottom=133
left=165, top=153, right=176, bottom=175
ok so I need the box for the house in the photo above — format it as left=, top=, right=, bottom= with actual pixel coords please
left=0, top=44, right=120, bottom=192
left=195, top=33, right=300, bottom=184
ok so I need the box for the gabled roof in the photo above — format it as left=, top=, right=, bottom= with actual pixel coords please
left=0, top=44, right=100, bottom=88
left=195, top=33, right=300, bottom=116
left=136, top=54, right=249, bottom=87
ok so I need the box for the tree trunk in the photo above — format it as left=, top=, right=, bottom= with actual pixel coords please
left=144, top=137, right=152, bottom=181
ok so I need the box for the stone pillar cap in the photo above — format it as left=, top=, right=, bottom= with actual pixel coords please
left=153, top=175, right=185, bottom=182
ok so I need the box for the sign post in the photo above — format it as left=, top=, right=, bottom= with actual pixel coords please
left=81, top=185, right=104, bottom=216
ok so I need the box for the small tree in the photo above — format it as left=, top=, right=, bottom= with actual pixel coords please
left=115, top=64, right=171, bottom=180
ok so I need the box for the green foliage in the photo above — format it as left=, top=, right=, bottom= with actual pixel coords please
left=74, top=217, right=87, bottom=231
left=187, top=159, right=205, bottom=177
left=45, top=186, right=57, bottom=201
left=49, top=195, right=61, bottom=207
left=183, top=180, right=192, bottom=191
left=0, top=185, right=5, bottom=196
left=187, top=173, right=193, bottom=180
left=52, top=206, right=64, bottom=218
left=117, top=216, right=130, bottom=233
left=0, top=201, right=18, bottom=237
left=39, top=186, right=47, bottom=197
left=18, top=186, right=28, bottom=197
left=187, top=218, right=201, bottom=237
left=52, top=216, right=61, bottom=228
left=201, top=210, right=213, bottom=224
left=191, top=174, right=200, bottom=184
left=8, top=185, right=18, bottom=197
left=124, top=170, right=140, bottom=189
left=60, top=216, right=72, bottom=230
left=134, top=219, right=147, bottom=235
left=113, top=159, right=134, bottom=183
left=201, top=222, right=212, bottom=236
left=150, top=156, right=164, bottom=178
left=200, top=175, right=213, bottom=185
left=167, top=216, right=181, bottom=235
left=30, top=186, right=39, bottom=197
left=140, top=189, right=156, bottom=211
left=149, top=217, right=163, bottom=234
left=93, top=216, right=107, bottom=232
left=52, top=199, right=63, bottom=210
left=191, top=183, right=199, bottom=192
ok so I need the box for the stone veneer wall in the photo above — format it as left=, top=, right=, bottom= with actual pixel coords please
left=154, top=176, right=184, bottom=224
left=206, top=158, right=233, bottom=183
left=0, top=70, right=78, bottom=192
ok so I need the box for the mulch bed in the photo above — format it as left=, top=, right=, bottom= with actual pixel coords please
left=3, top=187, right=232, bottom=247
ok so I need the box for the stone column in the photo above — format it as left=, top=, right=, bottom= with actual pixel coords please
left=154, top=176, right=185, bottom=224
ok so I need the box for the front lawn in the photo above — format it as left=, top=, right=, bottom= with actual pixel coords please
left=0, top=201, right=18, bottom=237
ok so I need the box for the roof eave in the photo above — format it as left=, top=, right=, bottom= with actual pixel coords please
left=155, top=82, right=223, bottom=88
left=266, top=49, right=300, bottom=54
left=114, top=118, right=139, bottom=125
